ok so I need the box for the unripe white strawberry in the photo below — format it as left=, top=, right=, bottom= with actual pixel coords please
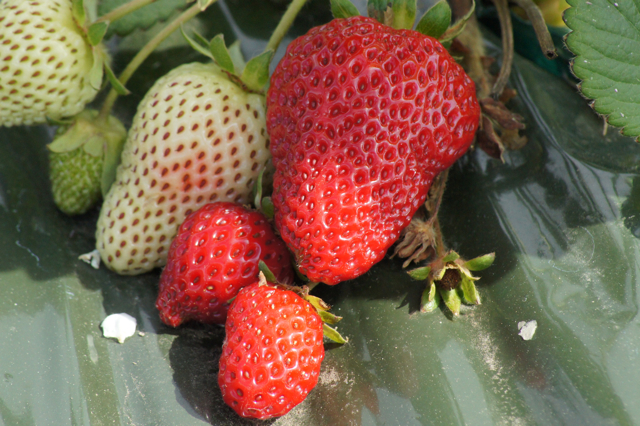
left=0, top=0, right=100, bottom=126
left=96, top=62, right=271, bottom=275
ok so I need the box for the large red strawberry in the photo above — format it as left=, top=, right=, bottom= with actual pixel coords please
left=218, top=279, right=325, bottom=419
left=155, top=202, right=295, bottom=327
left=266, top=15, right=480, bottom=285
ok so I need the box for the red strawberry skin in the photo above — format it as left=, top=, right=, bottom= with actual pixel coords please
left=266, top=16, right=480, bottom=285
left=219, top=282, right=325, bottom=419
left=156, top=202, right=295, bottom=327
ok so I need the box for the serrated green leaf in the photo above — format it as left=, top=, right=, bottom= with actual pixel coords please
left=407, top=266, right=431, bottom=281
left=88, top=21, right=109, bottom=46
left=258, top=260, right=278, bottom=283
left=323, top=324, right=348, bottom=344
left=565, top=0, right=640, bottom=139
left=439, top=0, right=475, bottom=43
left=241, top=50, right=274, bottom=92
left=392, top=0, right=416, bottom=30
left=104, top=61, right=130, bottom=95
left=420, top=282, right=440, bottom=313
left=99, top=0, right=188, bottom=37
left=210, top=34, right=236, bottom=75
left=330, top=0, right=360, bottom=19
left=180, top=26, right=214, bottom=60
left=464, top=252, right=495, bottom=271
left=415, top=0, right=451, bottom=39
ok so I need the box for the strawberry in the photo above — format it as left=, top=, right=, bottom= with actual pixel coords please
left=155, top=202, right=295, bottom=327
left=266, top=15, right=480, bottom=285
left=218, top=278, right=325, bottom=419
left=48, top=110, right=126, bottom=215
left=95, top=62, right=272, bottom=275
left=0, top=0, right=102, bottom=127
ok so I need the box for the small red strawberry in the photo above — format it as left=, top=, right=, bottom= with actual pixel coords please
left=266, top=15, right=480, bottom=285
left=156, top=202, right=295, bottom=327
left=218, top=278, right=325, bottom=419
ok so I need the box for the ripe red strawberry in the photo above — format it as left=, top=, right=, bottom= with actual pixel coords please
left=218, top=280, right=325, bottom=419
left=266, top=16, right=480, bottom=285
left=155, top=202, right=295, bottom=327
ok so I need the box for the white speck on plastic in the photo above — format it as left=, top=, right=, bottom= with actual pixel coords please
left=101, top=313, right=137, bottom=343
left=614, top=2, right=618, bottom=5
left=615, top=88, right=619, bottom=92
left=518, top=320, right=538, bottom=341
left=79, top=250, right=101, bottom=269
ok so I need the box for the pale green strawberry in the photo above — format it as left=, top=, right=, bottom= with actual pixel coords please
left=48, top=110, right=126, bottom=215
left=96, top=62, right=272, bottom=275
left=0, top=0, right=102, bottom=127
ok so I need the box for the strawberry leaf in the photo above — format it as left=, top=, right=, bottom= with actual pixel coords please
left=241, top=50, right=274, bottom=93
left=407, top=266, right=431, bottom=281
left=415, top=0, right=451, bottom=39
left=209, top=35, right=236, bottom=75
left=459, top=276, right=480, bottom=305
left=464, top=252, right=495, bottom=271
left=440, top=288, right=461, bottom=316
left=565, top=0, right=640, bottom=139
left=228, top=41, right=246, bottom=74
left=439, top=0, right=475, bottom=44
left=420, top=282, right=439, bottom=313
left=330, top=0, right=360, bottom=19
left=319, top=310, right=342, bottom=325
left=180, top=26, right=214, bottom=60
left=88, top=48, right=105, bottom=91
left=442, top=250, right=460, bottom=263
left=88, top=21, right=109, bottom=46
left=104, top=62, right=130, bottom=95
left=323, top=324, right=348, bottom=344
left=392, top=0, right=416, bottom=30
left=99, top=0, right=188, bottom=37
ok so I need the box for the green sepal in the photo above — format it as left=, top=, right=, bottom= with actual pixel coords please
left=104, top=61, right=130, bottom=95
left=253, top=168, right=265, bottom=210
left=180, top=26, right=214, bottom=60
left=82, top=136, right=104, bottom=157
left=88, top=21, right=109, bottom=46
left=408, top=266, right=431, bottom=281
left=100, top=115, right=127, bottom=197
left=210, top=34, right=236, bottom=75
left=261, top=196, right=274, bottom=219
left=439, top=0, right=475, bottom=44
left=72, top=0, right=87, bottom=27
left=319, top=310, right=343, bottom=325
left=367, top=0, right=390, bottom=24
left=331, top=0, right=360, bottom=19
left=46, top=116, right=74, bottom=127
left=392, top=0, right=416, bottom=30
left=459, top=275, right=481, bottom=305
left=464, top=252, right=495, bottom=271
left=258, top=260, right=278, bottom=283
left=440, top=287, right=461, bottom=316
left=420, top=282, right=440, bottom=313
left=323, top=323, right=348, bottom=344
left=228, top=41, right=246, bottom=75
left=241, top=50, right=274, bottom=93
left=442, top=251, right=460, bottom=263
left=415, top=0, right=451, bottom=39
left=305, top=295, right=330, bottom=312
left=88, top=47, right=105, bottom=91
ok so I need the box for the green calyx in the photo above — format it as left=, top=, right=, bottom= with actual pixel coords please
left=332, top=0, right=476, bottom=45
left=47, top=110, right=127, bottom=199
left=415, top=250, right=495, bottom=316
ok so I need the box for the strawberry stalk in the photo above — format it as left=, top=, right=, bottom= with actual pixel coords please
left=98, top=1, right=217, bottom=122
left=265, top=0, right=309, bottom=52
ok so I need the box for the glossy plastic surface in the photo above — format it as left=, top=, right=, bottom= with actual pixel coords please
left=1, top=1, right=639, bottom=425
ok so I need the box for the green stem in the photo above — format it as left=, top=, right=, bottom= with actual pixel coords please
left=95, top=0, right=158, bottom=24
left=98, top=1, right=211, bottom=121
left=266, top=0, right=308, bottom=52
